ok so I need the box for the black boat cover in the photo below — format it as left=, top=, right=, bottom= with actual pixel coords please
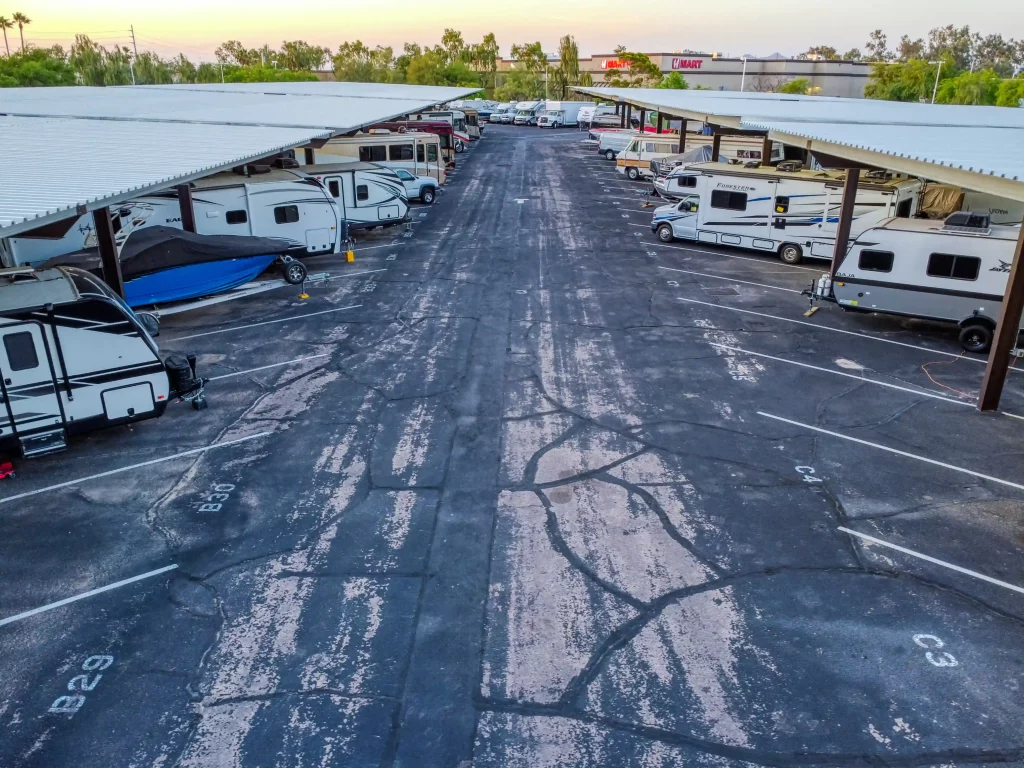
left=40, top=226, right=294, bottom=280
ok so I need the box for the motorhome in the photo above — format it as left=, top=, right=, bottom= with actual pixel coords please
left=490, top=104, right=515, bottom=123
left=808, top=214, right=1023, bottom=353
left=407, top=110, right=470, bottom=152
left=650, top=163, right=922, bottom=264
left=513, top=101, right=545, bottom=126
left=616, top=135, right=681, bottom=179
left=496, top=105, right=519, bottom=124
left=369, top=121, right=457, bottom=167
left=0, top=266, right=204, bottom=457
left=650, top=137, right=785, bottom=181
left=303, top=163, right=410, bottom=232
left=537, top=101, right=596, bottom=128
left=304, top=130, right=446, bottom=185
left=463, top=109, right=484, bottom=140
left=1, top=169, right=343, bottom=268
left=578, top=104, right=616, bottom=128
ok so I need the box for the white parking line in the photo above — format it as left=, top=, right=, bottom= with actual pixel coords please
left=0, top=432, right=271, bottom=505
left=837, top=528, right=1024, bottom=596
left=709, top=343, right=969, bottom=405
left=758, top=412, right=1024, bottom=492
left=659, top=266, right=801, bottom=294
left=168, top=304, right=362, bottom=341
left=354, top=243, right=402, bottom=253
left=316, top=269, right=387, bottom=283
left=653, top=241, right=820, bottom=272
left=208, top=354, right=331, bottom=381
left=0, top=565, right=179, bottom=628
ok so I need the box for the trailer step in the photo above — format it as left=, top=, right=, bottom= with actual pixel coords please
left=20, top=428, right=68, bottom=458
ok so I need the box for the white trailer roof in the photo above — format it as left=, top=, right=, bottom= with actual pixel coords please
left=0, top=116, right=329, bottom=235
left=136, top=82, right=481, bottom=103
left=574, top=86, right=1024, bottom=200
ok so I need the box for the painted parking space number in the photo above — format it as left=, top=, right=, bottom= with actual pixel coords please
left=198, top=483, right=236, bottom=513
left=913, top=634, right=959, bottom=667
left=795, top=466, right=823, bottom=484
left=48, top=655, right=115, bottom=716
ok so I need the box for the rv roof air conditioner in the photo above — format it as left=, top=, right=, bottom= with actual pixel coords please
left=942, top=212, right=992, bottom=234
left=776, top=160, right=803, bottom=172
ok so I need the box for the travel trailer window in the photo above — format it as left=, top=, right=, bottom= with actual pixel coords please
left=427, top=145, right=438, bottom=162
left=359, top=145, right=387, bottom=162
left=390, top=144, right=414, bottom=161
left=274, top=205, right=300, bottom=224
left=328, top=180, right=341, bottom=198
left=711, top=191, right=748, bottom=211
left=3, top=332, right=39, bottom=371
left=858, top=250, right=894, bottom=273
left=774, top=197, right=790, bottom=214
left=677, top=176, right=697, bottom=189
left=356, top=185, right=369, bottom=201
left=226, top=210, right=248, bottom=225
left=927, top=253, right=981, bottom=281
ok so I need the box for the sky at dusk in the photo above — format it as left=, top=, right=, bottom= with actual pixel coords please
left=8, top=0, right=1024, bottom=62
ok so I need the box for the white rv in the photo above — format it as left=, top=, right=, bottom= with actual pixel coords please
left=0, top=267, right=203, bottom=457
left=651, top=163, right=922, bottom=264
left=616, top=135, right=682, bottom=180
left=597, top=130, right=639, bottom=160
left=490, top=104, right=515, bottom=123
left=578, top=104, right=616, bottom=129
left=304, top=162, right=410, bottom=231
left=407, top=110, right=470, bottom=152
left=537, top=101, right=595, bottom=128
left=1, top=169, right=344, bottom=268
left=513, top=101, right=545, bottom=126
left=651, top=137, right=786, bottom=183
left=303, top=131, right=446, bottom=185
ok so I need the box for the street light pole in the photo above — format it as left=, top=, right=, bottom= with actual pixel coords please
left=931, top=60, right=943, bottom=104
left=740, top=57, right=748, bottom=92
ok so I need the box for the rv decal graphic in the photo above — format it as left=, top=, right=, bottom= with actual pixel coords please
left=990, top=260, right=1012, bottom=273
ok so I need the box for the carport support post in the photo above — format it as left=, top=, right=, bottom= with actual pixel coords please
left=639, top=108, right=646, bottom=131
left=176, top=184, right=196, bottom=233
left=304, top=146, right=315, bottom=165
left=711, top=133, right=722, bottom=162
left=829, top=169, right=860, bottom=280
left=978, top=224, right=1024, bottom=411
left=678, top=119, right=687, bottom=153
left=761, top=134, right=772, bottom=167
left=656, top=113, right=662, bottom=134
left=93, top=207, right=125, bottom=299
left=619, top=103, right=626, bottom=128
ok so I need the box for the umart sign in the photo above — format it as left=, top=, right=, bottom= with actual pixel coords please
left=600, top=59, right=629, bottom=69
left=671, top=58, right=705, bottom=70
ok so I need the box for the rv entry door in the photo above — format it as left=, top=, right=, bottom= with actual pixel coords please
left=0, top=322, right=63, bottom=438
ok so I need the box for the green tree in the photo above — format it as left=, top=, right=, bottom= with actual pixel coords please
left=778, top=77, right=811, bottom=94
left=196, top=62, right=222, bottom=83
left=0, top=16, right=12, bottom=56
left=896, top=35, right=925, bottom=61
left=133, top=51, right=175, bottom=84
left=333, top=40, right=394, bottom=82
left=11, top=11, right=29, bottom=52
left=225, top=65, right=317, bottom=83
left=0, top=46, right=76, bottom=86
left=995, top=77, right=1024, bottom=107
left=803, top=46, right=838, bottom=60
left=926, top=25, right=973, bottom=70
left=842, top=48, right=862, bottom=61
left=865, top=58, right=946, bottom=101
left=392, top=42, right=421, bottom=83
left=549, top=34, right=579, bottom=98
left=494, top=67, right=543, bottom=100
left=604, top=47, right=662, bottom=88
left=469, top=32, right=499, bottom=92
left=215, top=40, right=260, bottom=67
left=656, top=71, right=688, bottom=89
left=279, top=40, right=330, bottom=71
left=439, top=28, right=467, bottom=66
left=936, top=68, right=1001, bottom=105
left=172, top=53, right=197, bottom=83
left=865, top=29, right=891, bottom=62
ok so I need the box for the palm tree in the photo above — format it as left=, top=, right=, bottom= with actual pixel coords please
left=11, top=12, right=30, bottom=52
left=0, top=17, right=12, bottom=56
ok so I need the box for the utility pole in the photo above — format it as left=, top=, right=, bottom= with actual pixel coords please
left=220, top=60, right=224, bottom=83
left=129, top=24, right=138, bottom=57
left=740, top=56, right=748, bottom=92
left=930, top=60, right=943, bottom=104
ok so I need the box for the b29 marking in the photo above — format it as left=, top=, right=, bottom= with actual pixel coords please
left=48, top=655, right=115, bottom=716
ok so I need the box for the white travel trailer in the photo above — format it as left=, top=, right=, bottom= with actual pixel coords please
left=303, top=162, right=410, bottom=231
left=407, top=110, right=470, bottom=152
left=651, top=163, right=922, bottom=264
left=809, top=214, right=1023, bottom=353
left=1, top=169, right=344, bottom=268
left=513, top=101, right=545, bottom=126
left=616, top=135, right=681, bottom=180
left=304, top=131, right=446, bottom=185
left=537, top=101, right=596, bottom=128
left=0, top=266, right=203, bottom=457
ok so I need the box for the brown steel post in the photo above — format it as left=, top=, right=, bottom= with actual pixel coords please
left=93, top=207, right=125, bottom=298
left=711, top=133, right=722, bottom=162
left=978, top=224, right=1024, bottom=411
left=656, top=114, right=663, bottom=134
left=829, top=169, right=860, bottom=280
left=761, top=134, right=773, bottom=166
left=304, top=146, right=315, bottom=164
left=177, top=184, right=196, bottom=233
left=639, top=108, right=646, bottom=131
left=625, top=103, right=632, bottom=128
left=620, top=103, right=626, bottom=128
left=678, top=119, right=687, bottom=153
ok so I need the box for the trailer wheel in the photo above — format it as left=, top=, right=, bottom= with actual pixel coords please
left=283, top=260, right=307, bottom=285
left=455, top=138, right=466, bottom=153
left=959, top=322, right=993, bottom=354
left=421, top=187, right=436, bottom=205
left=779, top=243, right=803, bottom=264
left=626, top=167, right=640, bottom=181
left=657, top=224, right=675, bottom=243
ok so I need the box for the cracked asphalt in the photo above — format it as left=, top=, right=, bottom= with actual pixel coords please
left=1, top=126, right=1024, bottom=768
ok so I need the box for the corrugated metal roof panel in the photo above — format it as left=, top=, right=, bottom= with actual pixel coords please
left=0, top=117, right=329, bottom=235
left=135, top=82, right=481, bottom=103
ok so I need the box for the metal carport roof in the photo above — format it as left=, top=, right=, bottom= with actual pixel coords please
left=134, top=82, right=481, bottom=103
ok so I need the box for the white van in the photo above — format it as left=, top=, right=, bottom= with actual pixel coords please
left=650, top=163, right=921, bottom=264
left=616, top=135, right=681, bottom=180
left=597, top=130, right=639, bottom=160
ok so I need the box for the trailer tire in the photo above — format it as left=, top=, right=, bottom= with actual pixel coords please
left=626, top=167, right=640, bottom=181
left=657, top=224, right=675, bottom=243
left=779, top=243, right=803, bottom=264
left=959, top=322, right=993, bottom=354
left=283, top=261, right=307, bottom=285
left=605, top=150, right=615, bottom=160
left=455, top=139, right=465, bottom=153
left=421, top=187, right=436, bottom=205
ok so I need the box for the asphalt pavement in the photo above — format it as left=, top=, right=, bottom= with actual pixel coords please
left=1, top=125, right=1023, bottom=768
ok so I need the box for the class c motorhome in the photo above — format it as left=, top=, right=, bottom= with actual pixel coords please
left=577, top=104, right=616, bottom=128
left=616, top=135, right=682, bottom=180
left=651, top=163, right=922, bottom=264
left=809, top=214, right=1024, bottom=353
left=0, top=267, right=203, bottom=457
left=513, top=101, right=545, bottom=126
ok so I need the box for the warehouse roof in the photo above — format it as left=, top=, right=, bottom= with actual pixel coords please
left=136, top=82, right=481, bottom=103
left=573, top=86, right=1024, bottom=200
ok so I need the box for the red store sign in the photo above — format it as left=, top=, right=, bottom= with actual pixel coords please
left=600, top=59, right=629, bottom=69
left=671, top=58, right=704, bottom=70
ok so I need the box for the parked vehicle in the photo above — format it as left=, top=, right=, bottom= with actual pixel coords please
left=497, top=106, right=519, bottom=124
left=407, top=110, right=470, bottom=153
left=578, top=104, right=616, bottom=128
left=464, top=109, right=484, bottom=140
left=1, top=168, right=342, bottom=269
left=597, top=130, right=639, bottom=160
left=537, top=101, right=596, bottom=128
left=513, top=101, right=545, bottom=126
left=368, top=121, right=457, bottom=168
left=490, top=103, right=515, bottom=123
left=40, top=227, right=306, bottom=308
left=651, top=163, right=921, bottom=263
left=392, top=168, right=439, bottom=205
left=306, top=130, right=446, bottom=184
left=808, top=214, right=1023, bottom=353
left=650, top=137, right=785, bottom=182
left=616, top=135, right=681, bottom=179
left=652, top=146, right=724, bottom=197
left=592, top=113, right=638, bottom=129
left=0, top=266, right=205, bottom=458
left=304, top=162, right=410, bottom=232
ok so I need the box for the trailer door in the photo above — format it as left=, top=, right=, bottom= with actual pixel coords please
left=0, top=322, right=63, bottom=438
